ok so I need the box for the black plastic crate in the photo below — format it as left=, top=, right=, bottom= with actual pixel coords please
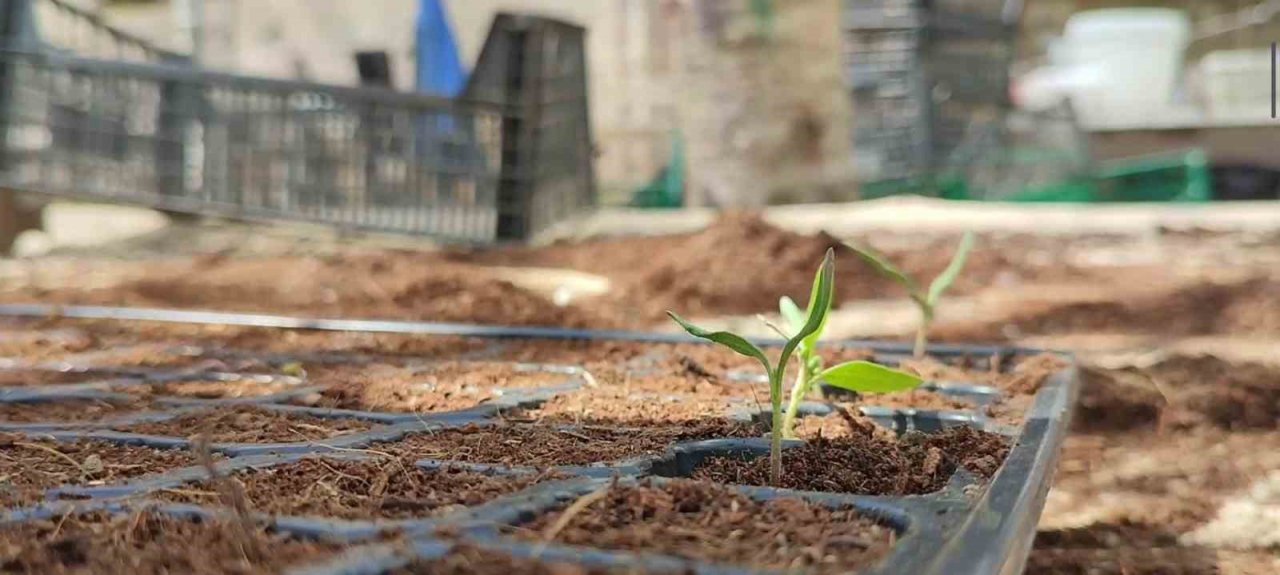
left=0, top=2, right=594, bottom=244
left=844, top=0, right=1022, bottom=181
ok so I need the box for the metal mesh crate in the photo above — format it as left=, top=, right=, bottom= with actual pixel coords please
left=844, top=0, right=1021, bottom=184
left=923, top=0, right=1021, bottom=23
left=464, top=14, right=594, bottom=241
left=0, top=50, right=508, bottom=242
left=0, top=2, right=594, bottom=244
left=844, top=3, right=929, bottom=182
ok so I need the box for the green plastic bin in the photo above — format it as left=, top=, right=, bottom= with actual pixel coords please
left=859, top=149, right=1210, bottom=203
left=628, top=132, right=685, bottom=208
left=1093, top=149, right=1211, bottom=202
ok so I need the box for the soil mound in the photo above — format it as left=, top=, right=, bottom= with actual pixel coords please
left=1073, top=367, right=1163, bottom=433
left=447, top=212, right=909, bottom=318
left=618, top=212, right=886, bottom=316
left=1028, top=520, right=1218, bottom=575
left=938, top=277, right=1273, bottom=342
left=1146, top=355, right=1280, bottom=431
left=1013, top=281, right=1253, bottom=337
left=25, top=253, right=616, bottom=328
left=1072, top=355, right=1280, bottom=433
left=388, top=275, right=607, bottom=327
left=1216, top=280, right=1280, bottom=335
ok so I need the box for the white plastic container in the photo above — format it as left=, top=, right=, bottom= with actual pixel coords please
left=1200, top=49, right=1273, bottom=121
left=1057, top=8, right=1191, bottom=126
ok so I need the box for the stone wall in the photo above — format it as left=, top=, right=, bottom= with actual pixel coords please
left=668, top=0, right=855, bottom=206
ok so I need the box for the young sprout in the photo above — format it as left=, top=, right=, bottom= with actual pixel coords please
left=668, top=248, right=923, bottom=486
left=851, top=232, right=975, bottom=358
left=776, top=272, right=826, bottom=440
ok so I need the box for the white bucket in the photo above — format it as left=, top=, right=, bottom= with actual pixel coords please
left=1200, top=49, right=1273, bottom=121
left=1058, top=8, right=1191, bottom=125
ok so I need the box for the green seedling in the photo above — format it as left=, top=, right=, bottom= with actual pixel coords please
left=851, top=232, right=975, bottom=358
left=775, top=256, right=924, bottom=439
left=668, top=249, right=923, bottom=486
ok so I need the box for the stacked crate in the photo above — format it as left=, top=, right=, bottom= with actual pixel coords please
left=843, top=0, right=1019, bottom=184
left=843, top=0, right=928, bottom=182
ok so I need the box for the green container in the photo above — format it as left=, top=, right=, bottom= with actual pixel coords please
left=859, top=177, right=932, bottom=200
left=1001, top=180, right=1097, bottom=202
left=859, top=175, right=969, bottom=200
left=1093, top=149, right=1211, bottom=202
left=628, top=132, right=685, bottom=208
left=858, top=149, right=1211, bottom=204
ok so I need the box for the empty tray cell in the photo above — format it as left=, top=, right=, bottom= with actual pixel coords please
left=0, top=397, right=156, bottom=425
left=291, top=362, right=580, bottom=413
left=154, top=456, right=564, bottom=521
left=112, top=406, right=375, bottom=444
left=507, top=373, right=756, bottom=426
left=0, top=433, right=217, bottom=508
left=0, top=368, right=137, bottom=387
left=125, top=374, right=306, bottom=400
left=372, top=422, right=762, bottom=469
left=897, top=354, right=1066, bottom=396
left=0, top=509, right=346, bottom=573
left=0, top=328, right=94, bottom=360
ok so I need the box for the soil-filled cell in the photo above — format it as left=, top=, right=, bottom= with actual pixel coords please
left=373, top=422, right=763, bottom=468
left=157, top=456, right=564, bottom=520
left=0, top=434, right=216, bottom=508
left=0, top=510, right=345, bottom=574
left=509, top=479, right=896, bottom=574
left=114, top=406, right=373, bottom=444
left=291, top=362, right=576, bottom=413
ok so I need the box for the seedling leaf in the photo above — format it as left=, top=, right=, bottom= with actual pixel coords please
left=851, top=243, right=918, bottom=295
left=799, top=258, right=832, bottom=352
left=778, top=296, right=805, bottom=334
left=779, top=249, right=834, bottom=369
left=819, top=361, right=924, bottom=393
left=667, top=312, right=771, bottom=372
left=926, top=232, right=975, bottom=306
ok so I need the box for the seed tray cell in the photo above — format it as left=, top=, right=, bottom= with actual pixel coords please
left=36, top=450, right=579, bottom=538
left=0, top=390, right=155, bottom=430
left=0, top=500, right=380, bottom=572
left=365, top=420, right=741, bottom=478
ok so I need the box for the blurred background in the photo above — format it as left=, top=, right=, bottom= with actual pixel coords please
left=0, top=0, right=1276, bottom=255
left=87, top=0, right=1280, bottom=190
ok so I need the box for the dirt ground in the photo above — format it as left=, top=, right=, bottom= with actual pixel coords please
left=2, top=210, right=1280, bottom=573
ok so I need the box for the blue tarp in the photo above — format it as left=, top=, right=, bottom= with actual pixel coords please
left=415, top=0, right=466, bottom=96
left=413, top=0, right=481, bottom=205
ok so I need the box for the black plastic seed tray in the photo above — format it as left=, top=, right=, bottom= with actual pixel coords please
left=0, top=308, right=1076, bottom=574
